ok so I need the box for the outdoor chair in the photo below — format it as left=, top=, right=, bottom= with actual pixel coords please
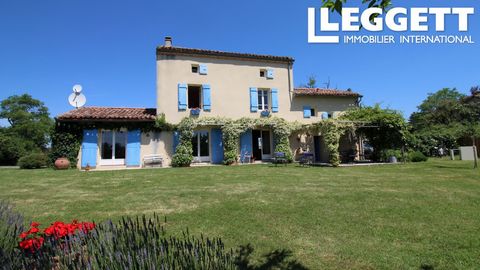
left=240, top=151, right=251, bottom=164
left=299, top=152, right=314, bottom=166
left=273, top=152, right=288, bottom=166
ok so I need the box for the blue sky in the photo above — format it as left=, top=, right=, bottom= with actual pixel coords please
left=0, top=0, right=479, bottom=126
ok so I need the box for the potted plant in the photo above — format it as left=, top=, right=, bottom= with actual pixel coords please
left=190, top=108, right=201, bottom=115
left=260, top=110, right=270, bottom=117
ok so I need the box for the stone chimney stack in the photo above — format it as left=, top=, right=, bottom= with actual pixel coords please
left=164, top=36, right=172, bottom=47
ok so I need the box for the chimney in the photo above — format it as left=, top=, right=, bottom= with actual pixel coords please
left=164, top=36, right=172, bottom=47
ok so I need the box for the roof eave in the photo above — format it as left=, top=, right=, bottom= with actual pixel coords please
left=156, top=47, right=295, bottom=64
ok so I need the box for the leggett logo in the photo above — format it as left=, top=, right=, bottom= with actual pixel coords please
left=308, top=7, right=475, bottom=44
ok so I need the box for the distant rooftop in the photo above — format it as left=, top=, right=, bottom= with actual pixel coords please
left=157, top=37, right=294, bottom=64
left=57, top=107, right=156, bottom=121
left=294, top=88, right=362, bottom=97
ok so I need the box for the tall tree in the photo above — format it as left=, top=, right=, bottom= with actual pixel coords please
left=410, top=88, right=466, bottom=130
left=0, top=94, right=53, bottom=151
left=306, top=75, right=317, bottom=88
left=409, top=87, right=480, bottom=155
left=323, top=0, right=392, bottom=15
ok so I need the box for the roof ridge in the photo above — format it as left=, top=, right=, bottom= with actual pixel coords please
left=157, top=46, right=294, bottom=63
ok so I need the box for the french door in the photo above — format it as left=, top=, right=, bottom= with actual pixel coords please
left=192, top=130, right=210, bottom=162
left=252, top=130, right=272, bottom=160
left=100, top=130, right=126, bottom=165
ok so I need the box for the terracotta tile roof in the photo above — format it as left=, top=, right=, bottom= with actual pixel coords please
left=157, top=46, right=294, bottom=63
left=294, top=88, right=362, bottom=97
left=57, top=107, right=157, bottom=121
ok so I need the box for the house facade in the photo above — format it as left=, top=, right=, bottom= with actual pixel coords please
left=56, top=37, right=362, bottom=169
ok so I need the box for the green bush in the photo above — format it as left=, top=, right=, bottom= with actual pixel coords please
left=409, top=151, right=428, bottom=162
left=17, top=153, right=47, bottom=169
left=49, top=129, right=80, bottom=168
left=380, top=149, right=403, bottom=162
left=171, top=143, right=193, bottom=167
left=0, top=133, right=27, bottom=166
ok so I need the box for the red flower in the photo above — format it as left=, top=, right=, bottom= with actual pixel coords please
left=19, top=236, right=44, bottom=252
left=19, top=219, right=95, bottom=253
left=28, top=227, right=40, bottom=234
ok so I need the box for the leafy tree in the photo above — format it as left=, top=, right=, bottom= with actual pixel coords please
left=0, top=130, right=27, bottom=165
left=323, top=0, right=392, bottom=15
left=298, top=75, right=317, bottom=89
left=306, top=75, right=317, bottom=88
left=341, top=105, right=409, bottom=161
left=409, top=88, right=480, bottom=155
left=0, top=94, right=53, bottom=151
left=0, top=94, right=53, bottom=165
left=410, top=88, right=466, bottom=130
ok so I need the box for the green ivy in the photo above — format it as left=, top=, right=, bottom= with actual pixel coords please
left=172, top=116, right=300, bottom=166
left=171, top=118, right=195, bottom=167
left=309, top=120, right=354, bottom=167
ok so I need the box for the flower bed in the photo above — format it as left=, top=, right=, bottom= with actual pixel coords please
left=18, top=220, right=95, bottom=253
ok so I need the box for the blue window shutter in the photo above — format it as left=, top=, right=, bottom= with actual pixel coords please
left=199, top=64, right=208, bottom=75
left=322, top=112, right=329, bottom=119
left=126, top=130, right=141, bottom=167
left=202, top=84, right=211, bottom=111
left=211, top=128, right=224, bottom=164
left=81, top=129, right=98, bottom=168
left=266, top=69, right=274, bottom=79
left=240, top=130, right=253, bottom=162
left=250, top=87, right=258, bottom=112
left=178, top=83, right=187, bottom=110
left=173, top=131, right=179, bottom=153
left=303, top=106, right=311, bottom=118
left=271, top=88, right=279, bottom=112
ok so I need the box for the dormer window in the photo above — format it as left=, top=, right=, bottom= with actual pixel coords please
left=191, top=65, right=199, bottom=73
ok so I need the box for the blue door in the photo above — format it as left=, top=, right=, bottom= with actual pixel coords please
left=126, top=130, right=141, bottom=167
left=240, top=130, right=252, bottom=163
left=81, top=129, right=98, bottom=168
left=211, top=128, right=224, bottom=164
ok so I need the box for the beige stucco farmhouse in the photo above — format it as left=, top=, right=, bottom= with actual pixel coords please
left=57, top=37, right=362, bottom=169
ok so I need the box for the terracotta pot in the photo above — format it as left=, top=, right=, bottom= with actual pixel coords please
left=54, top=158, right=70, bottom=170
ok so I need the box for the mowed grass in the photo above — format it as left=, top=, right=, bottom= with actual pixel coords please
left=1, top=159, right=479, bottom=269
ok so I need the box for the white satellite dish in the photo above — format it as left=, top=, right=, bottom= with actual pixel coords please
left=73, top=84, right=83, bottom=93
left=68, top=93, right=86, bottom=108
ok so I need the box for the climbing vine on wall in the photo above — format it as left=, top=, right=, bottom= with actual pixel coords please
left=309, top=120, right=355, bottom=167
left=172, top=116, right=301, bottom=166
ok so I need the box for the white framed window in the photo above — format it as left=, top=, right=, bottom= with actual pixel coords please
left=257, top=89, right=269, bottom=110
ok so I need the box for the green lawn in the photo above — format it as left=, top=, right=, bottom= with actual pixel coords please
left=1, top=159, right=479, bottom=269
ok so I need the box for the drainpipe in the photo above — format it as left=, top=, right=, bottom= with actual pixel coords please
left=287, top=62, right=293, bottom=102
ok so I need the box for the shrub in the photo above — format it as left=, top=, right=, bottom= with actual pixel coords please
left=17, top=153, right=47, bottom=169
left=0, top=133, right=27, bottom=166
left=0, top=201, right=25, bottom=267
left=172, top=142, right=193, bottom=167
left=409, top=151, right=428, bottom=162
left=380, top=149, right=403, bottom=162
left=49, top=129, right=80, bottom=168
